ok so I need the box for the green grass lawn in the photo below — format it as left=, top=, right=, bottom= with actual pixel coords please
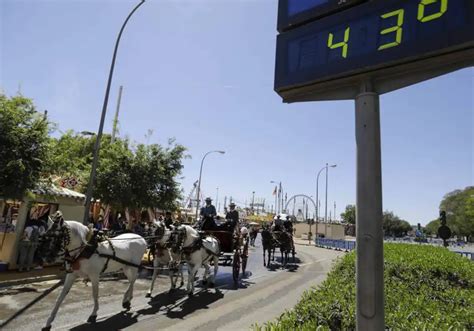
left=255, top=243, right=474, bottom=330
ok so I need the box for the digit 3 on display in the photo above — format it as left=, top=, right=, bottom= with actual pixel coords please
left=275, top=0, right=474, bottom=101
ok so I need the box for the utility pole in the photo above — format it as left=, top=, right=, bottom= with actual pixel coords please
left=355, top=85, right=384, bottom=330
left=111, top=85, right=123, bottom=143
left=325, top=163, right=329, bottom=222
left=224, top=196, right=227, bottom=210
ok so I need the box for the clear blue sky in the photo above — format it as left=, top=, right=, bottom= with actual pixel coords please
left=1, top=0, right=472, bottom=225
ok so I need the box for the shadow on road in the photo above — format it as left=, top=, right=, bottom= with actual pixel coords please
left=69, top=288, right=225, bottom=330
left=165, top=289, right=224, bottom=319
left=70, top=311, right=138, bottom=331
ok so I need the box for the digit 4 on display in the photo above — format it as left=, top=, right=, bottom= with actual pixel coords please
left=275, top=0, right=474, bottom=102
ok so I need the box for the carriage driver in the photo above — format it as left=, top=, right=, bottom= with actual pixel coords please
left=283, top=215, right=293, bottom=233
left=223, top=202, right=239, bottom=233
left=199, top=197, right=217, bottom=230
left=164, top=211, right=174, bottom=230
left=273, top=215, right=283, bottom=231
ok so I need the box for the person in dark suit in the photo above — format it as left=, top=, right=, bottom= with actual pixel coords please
left=164, top=211, right=174, bottom=229
left=223, top=202, right=239, bottom=233
left=200, top=197, right=217, bottom=230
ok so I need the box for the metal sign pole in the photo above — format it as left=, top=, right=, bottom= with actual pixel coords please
left=355, top=83, right=384, bottom=330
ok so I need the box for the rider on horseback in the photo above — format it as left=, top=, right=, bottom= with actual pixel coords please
left=199, top=197, right=217, bottom=230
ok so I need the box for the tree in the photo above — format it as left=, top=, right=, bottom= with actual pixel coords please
left=0, top=94, right=50, bottom=199
left=424, top=219, right=440, bottom=236
left=340, top=205, right=356, bottom=224
left=46, top=130, right=96, bottom=192
left=439, top=186, right=474, bottom=241
left=47, top=132, right=187, bottom=212
left=94, top=140, right=186, bottom=211
left=383, top=211, right=412, bottom=237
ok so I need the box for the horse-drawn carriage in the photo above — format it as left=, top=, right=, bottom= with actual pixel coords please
left=23, top=213, right=252, bottom=331
left=204, top=229, right=249, bottom=285
left=261, top=226, right=295, bottom=268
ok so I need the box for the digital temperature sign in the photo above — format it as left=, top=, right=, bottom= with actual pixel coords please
left=275, top=0, right=474, bottom=101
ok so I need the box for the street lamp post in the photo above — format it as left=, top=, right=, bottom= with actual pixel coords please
left=270, top=181, right=281, bottom=214
left=195, top=150, right=225, bottom=220
left=83, top=0, right=145, bottom=224
left=316, top=163, right=336, bottom=223
left=251, top=191, right=255, bottom=214
left=216, top=187, right=219, bottom=212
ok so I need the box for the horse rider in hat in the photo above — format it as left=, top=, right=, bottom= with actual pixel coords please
left=199, top=197, right=217, bottom=230
left=223, top=202, right=239, bottom=233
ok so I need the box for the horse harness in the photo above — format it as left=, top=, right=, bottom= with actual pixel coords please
left=170, top=227, right=219, bottom=258
left=55, top=226, right=142, bottom=273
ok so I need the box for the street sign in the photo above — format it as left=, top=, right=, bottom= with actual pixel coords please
left=275, top=0, right=474, bottom=102
left=274, top=2, right=473, bottom=329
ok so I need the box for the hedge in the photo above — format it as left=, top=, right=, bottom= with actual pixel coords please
left=255, top=243, right=474, bottom=330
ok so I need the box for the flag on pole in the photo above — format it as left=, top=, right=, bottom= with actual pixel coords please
left=272, top=186, right=277, bottom=195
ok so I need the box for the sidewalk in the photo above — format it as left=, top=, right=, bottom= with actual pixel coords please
left=0, top=265, right=63, bottom=288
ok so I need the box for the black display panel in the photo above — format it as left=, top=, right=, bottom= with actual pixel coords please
left=278, top=0, right=367, bottom=33
left=275, top=0, right=474, bottom=94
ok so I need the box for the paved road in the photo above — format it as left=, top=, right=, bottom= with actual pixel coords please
left=0, top=238, right=343, bottom=330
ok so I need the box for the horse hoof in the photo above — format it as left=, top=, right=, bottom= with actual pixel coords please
left=87, top=315, right=97, bottom=323
left=41, top=326, right=52, bottom=331
left=122, top=301, right=131, bottom=310
left=145, top=293, right=151, bottom=298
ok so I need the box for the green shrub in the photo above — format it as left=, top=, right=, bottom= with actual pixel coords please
left=255, top=244, right=474, bottom=330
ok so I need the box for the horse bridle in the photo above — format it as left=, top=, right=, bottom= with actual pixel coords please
left=40, top=217, right=72, bottom=262
left=169, top=226, right=186, bottom=253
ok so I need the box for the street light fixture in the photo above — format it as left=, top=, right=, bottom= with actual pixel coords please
left=83, top=0, right=145, bottom=224
left=316, top=163, right=337, bottom=223
left=195, top=150, right=225, bottom=220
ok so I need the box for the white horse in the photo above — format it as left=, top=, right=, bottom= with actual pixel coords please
left=146, top=220, right=184, bottom=297
left=40, top=215, right=146, bottom=331
left=169, top=225, right=220, bottom=296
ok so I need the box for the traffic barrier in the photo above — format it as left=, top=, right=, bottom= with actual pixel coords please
left=453, top=251, right=474, bottom=261
left=315, top=238, right=472, bottom=261
left=314, top=238, right=356, bottom=252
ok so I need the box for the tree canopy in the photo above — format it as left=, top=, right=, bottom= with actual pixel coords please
left=340, top=204, right=356, bottom=224
left=47, top=131, right=187, bottom=212
left=1, top=94, right=187, bottom=212
left=0, top=94, right=50, bottom=199
left=382, top=211, right=412, bottom=237
left=438, top=186, right=474, bottom=240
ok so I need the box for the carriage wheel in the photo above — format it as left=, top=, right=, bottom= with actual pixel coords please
left=241, top=255, right=248, bottom=276
left=242, top=239, right=249, bottom=276
left=232, top=251, right=241, bottom=285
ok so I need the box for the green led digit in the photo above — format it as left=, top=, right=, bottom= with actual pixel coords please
left=378, top=9, right=404, bottom=51
left=327, top=27, right=350, bottom=58
left=418, top=0, right=448, bottom=22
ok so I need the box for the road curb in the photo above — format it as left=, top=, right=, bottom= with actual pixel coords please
left=0, top=274, right=62, bottom=289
